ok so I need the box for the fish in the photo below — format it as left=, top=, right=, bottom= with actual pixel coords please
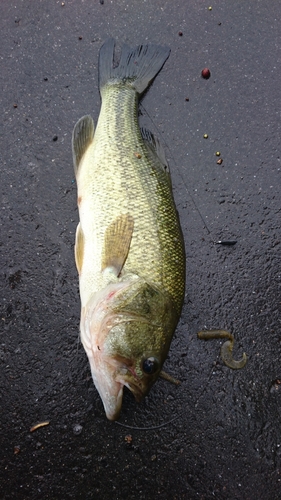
left=72, top=39, right=185, bottom=420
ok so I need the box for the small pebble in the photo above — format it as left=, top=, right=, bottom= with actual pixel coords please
left=13, top=103, right=18, bottom=108
left=203, top=134, right=208, bottom=139
left=216, top=151, right=221, bottom=156
left=208, top=6, right=212, bottom=10
left=217, top=158, right=223, bottom=165
left=79, top=36, right=83, bottom=40
left=201, top=68, right=211, bottom=79
left=14, top=446, right=20, bottom=455
left=73, top=424, right=83, bottom=435
left=53, top=135, right=58, bottom=142
left=185, top=97, right=189, bottom=101
left=178, top=31, right=183, bottom=36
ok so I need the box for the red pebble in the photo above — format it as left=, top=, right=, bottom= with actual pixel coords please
left=201, top=68, right=211, bottom=79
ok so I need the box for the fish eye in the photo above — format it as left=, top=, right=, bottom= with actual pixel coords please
left=142, top=356, right=160, bottom=375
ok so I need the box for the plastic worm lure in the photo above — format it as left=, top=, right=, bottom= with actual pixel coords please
left=197, top=329, right=247, bottom=369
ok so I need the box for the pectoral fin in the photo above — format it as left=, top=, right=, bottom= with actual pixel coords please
left=75, top=223, right=85, bottom=274
left=101, top=214, right=134, bottom=277
left=72, top=115, right=95, bottom=175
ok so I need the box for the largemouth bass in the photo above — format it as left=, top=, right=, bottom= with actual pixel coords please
left=72, top=39, right=185, bottom=420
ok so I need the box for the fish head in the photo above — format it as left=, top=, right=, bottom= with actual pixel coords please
left=80, top=278, right=179, bottom=420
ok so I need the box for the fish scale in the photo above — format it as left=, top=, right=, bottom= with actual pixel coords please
left=77, top=84, right=184, bottom=310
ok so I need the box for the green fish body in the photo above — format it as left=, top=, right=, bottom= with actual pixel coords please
left=72, top=39, right=185, bottom=420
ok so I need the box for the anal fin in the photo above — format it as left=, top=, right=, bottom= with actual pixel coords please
left=101, top=214, right=134, bottom=277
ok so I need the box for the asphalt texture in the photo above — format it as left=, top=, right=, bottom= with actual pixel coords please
left=1, top=1, right=280, bottom=499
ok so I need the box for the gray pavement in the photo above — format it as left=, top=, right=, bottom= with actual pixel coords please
left=1, top=1, right=280, bottom=499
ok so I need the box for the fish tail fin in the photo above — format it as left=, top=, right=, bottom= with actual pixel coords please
left=99, top=38, right=170, bottom=95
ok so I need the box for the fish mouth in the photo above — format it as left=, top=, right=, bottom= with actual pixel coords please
left=88, top=354, right=145, bottom=420
left=92, top=373, right=145, bottom=421
left=92, top=372, right=145, bottom=420
left=101, top=383, right=124, bottom=421
left=127, top=383, right=144, bottom=403
left=90, top=366, right=124, bottom=421
left=116, top=374, right=145, bottom=403
left=91, top=363, right=146, bottom=420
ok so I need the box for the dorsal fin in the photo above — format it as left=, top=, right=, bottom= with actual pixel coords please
left=72, top=115, right=95, bottom=175
left=101, top=214, right=134, bottom=277
left=141, top=128, right=171, bottom=184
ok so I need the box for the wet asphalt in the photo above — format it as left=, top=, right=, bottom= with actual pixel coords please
left=1, top=1, right=280, bottom=499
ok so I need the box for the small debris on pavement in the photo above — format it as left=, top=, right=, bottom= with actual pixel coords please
left=30, top=421, right=50, bottom=432
left=201, top=68, right=211, bottom=79
left=216, top=240, right=237, bottom=246
left=73, top=424, right=83, bottom=435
